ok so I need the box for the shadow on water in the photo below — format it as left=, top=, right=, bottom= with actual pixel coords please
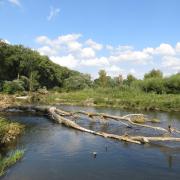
left=0, top=105, right=180, bottom=180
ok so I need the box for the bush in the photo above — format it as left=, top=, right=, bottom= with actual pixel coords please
left=64, top=75, right=92, bottom=91
left=140, top=78, right=165, bottom=94
left=144, top=69, right=163, bottom=79
left=164, top=74, right=180, bottom=94
left=3, top=80, right=25, bottom=94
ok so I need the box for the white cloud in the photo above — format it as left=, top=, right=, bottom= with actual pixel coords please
left=47, top=6, right=60, bottom=21
left=1, top=39, right=10, bottom=44
left=143, top=43, right=176, bottom=56
left=50, top=55, right=78, bottom=69
left=175, top=42, right=180, bottom=53
left=35, top=34, right=180, bottom=77
left=162, top=56, right=180, bottom=71
left=155, top=43, right=175, bottom=55
left=8, top=0, right=21, bottom=7
left=36, top=36, right=51, bottom=45
left=80, top=48, right=95, bottom=58
left=109, top=50, right=151, bottom=64
left=81, top=57, right=109, bottom=67
left=38, top=46, right=57, bottom=56
left=85, top=39, right=103, bottom=51
left=106, top=65, right=124, bottom=77
left=57, top=34, right=81, bottom=43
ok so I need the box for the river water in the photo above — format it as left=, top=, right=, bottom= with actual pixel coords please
left=0, top=105, right=180, bottom=180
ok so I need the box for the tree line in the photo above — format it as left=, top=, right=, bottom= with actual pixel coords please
left=0, top=40, right=179, bottom=94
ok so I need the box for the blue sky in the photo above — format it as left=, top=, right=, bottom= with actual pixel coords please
left=0, top=0, right=180, bottom=78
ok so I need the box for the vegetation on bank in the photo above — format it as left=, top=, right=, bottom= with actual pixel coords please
left=0, top=150, right=24, bottom=176
left=39, top=88, right=180, bottom=111
left=0, top=117, right=24, bottom=145
left=0, top=117, right=25, bottom=176
left=0, top=40, right=89, bottom=93
left=0, top=40, right=180, bottom=111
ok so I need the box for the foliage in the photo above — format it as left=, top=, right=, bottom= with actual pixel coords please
left=164, top=73, right=180, bottom=94
left=41, top=88, right=180, bottom=111
left=0, top=40, right=180, bottom=95
left=140, top=78, right=165, bottom=94
left=124, top=74, right=137, bottom=86
left=0, top=117, right=24, bottom=144
left=64, top=74, right=92, bottom=91
left=97, top=70, right=108, bottom=87
left=0, top=150, right=24, bottom=176
left=2, top=80, right=25, bottom=94
left=0, top=41, right=80, bottom=89
left=144, top=69, right=163, bottom=79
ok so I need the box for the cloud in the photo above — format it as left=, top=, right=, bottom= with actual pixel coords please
left=1, top=39, right=11, bottom=44
left=176, top=42, right=180, bottom=53
left=47, top=6, right=60, bottom=21
left=8, top=0, right=21, bottom=7
left=85, top=39, right=103, bottom=51
left=143, top=43, right=175, bottom=56
left=81, top=57, right=109, bottom=67
left=162, top=56, right=180, bottom=71
left=51, top=55, right=78, bottom=69
left=35, top=34, right=180, bottom=78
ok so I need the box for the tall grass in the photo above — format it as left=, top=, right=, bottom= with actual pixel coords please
left=42, top=87, right=180, bottom=111
left=0, top=150, right=24, bottom=176
left=0, top=117, right=24, bottom=144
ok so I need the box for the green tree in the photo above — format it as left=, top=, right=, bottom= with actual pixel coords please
left=29, top=71, right=40, bottom=92
left=144, top=69, right=163, bottom=79
left=98, top=70, right=108, bottom=87
left=164, top=73, right=180, bottom=94
left=3, top=80, right=25, bottom=94
left=64, top=74, right=92, bottom=91
left=124, top=74, right=137, bottom=86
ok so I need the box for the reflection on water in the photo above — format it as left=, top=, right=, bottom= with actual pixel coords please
left=0, top=105, right=180, bottom=180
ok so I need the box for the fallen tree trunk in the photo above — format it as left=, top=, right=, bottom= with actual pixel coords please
left=1, top=105, right=180, bottom=145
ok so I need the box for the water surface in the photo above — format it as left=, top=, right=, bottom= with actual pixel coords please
left=0, top=106, right=180, bottom=180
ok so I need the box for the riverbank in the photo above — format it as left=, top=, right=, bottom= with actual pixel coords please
left=40, top=88, right=180, bottom=112
left=0, top=89, right=180, bottom=112
left=0, top=117, right=24, bottom=145
left=0, top=116, right=25, bottom=176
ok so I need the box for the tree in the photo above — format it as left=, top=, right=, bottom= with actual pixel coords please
left=29, top=71, right=40, bottom=92
left=141, top=78, right=165, bottom=94
left=164, top=73, right=180, bottom=94
left=64, top=74, right=92, bottom=91
left=3, top=80, right=25, bottom=94
left=114, top=74, right=123, bottom=87
left=124, top=74, right=137, bottom=86
left=0, top=41, right=80, bottom=89
left=144, top=69, right=163, bottom=79
left=98, top=70, right=108, bottom=87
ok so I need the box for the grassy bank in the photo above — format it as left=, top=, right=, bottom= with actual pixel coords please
left=0, top=117, right=24, bottom=145
left=0, top=117, right=25, bottom=176
left=0, top=88, right=180, bottom=112
left=0, top=150, right=24, bottom=176
left=40, top=88, right=180, bottom=112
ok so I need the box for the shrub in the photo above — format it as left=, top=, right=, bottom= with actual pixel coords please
left=164, top=74, right=180, bottom=94
left=3, top=80, right=25, bottom=94
left=140, top=78, right=165, bottom=94
left=64, top=75, right=92, bottom=91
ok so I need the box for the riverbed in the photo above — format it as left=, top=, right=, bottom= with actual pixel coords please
left=0, top=105, right=180, bottom=180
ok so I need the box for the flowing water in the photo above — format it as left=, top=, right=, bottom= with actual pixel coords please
left=0, top=105, right=180, bottom=180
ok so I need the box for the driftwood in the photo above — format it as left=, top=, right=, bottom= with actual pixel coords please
left=1, top=105, right=180, bottom=145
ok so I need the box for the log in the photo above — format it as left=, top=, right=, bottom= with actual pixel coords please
left=1, top=105, right=180, bottom=145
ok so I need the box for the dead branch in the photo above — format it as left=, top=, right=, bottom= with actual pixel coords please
left=1, top=105, right=180, bottom=145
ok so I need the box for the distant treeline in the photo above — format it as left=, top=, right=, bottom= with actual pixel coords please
left=0, top=40, right=179, bottom=94
left=0, top=40, right=90, bottom=93
left=93, top=69, right=180, bottom=94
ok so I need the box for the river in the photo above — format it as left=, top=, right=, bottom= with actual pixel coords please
left=0, top=105, right=180, bottom=180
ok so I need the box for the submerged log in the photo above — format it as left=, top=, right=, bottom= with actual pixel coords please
left=1, top=105, right=180, bottom=145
